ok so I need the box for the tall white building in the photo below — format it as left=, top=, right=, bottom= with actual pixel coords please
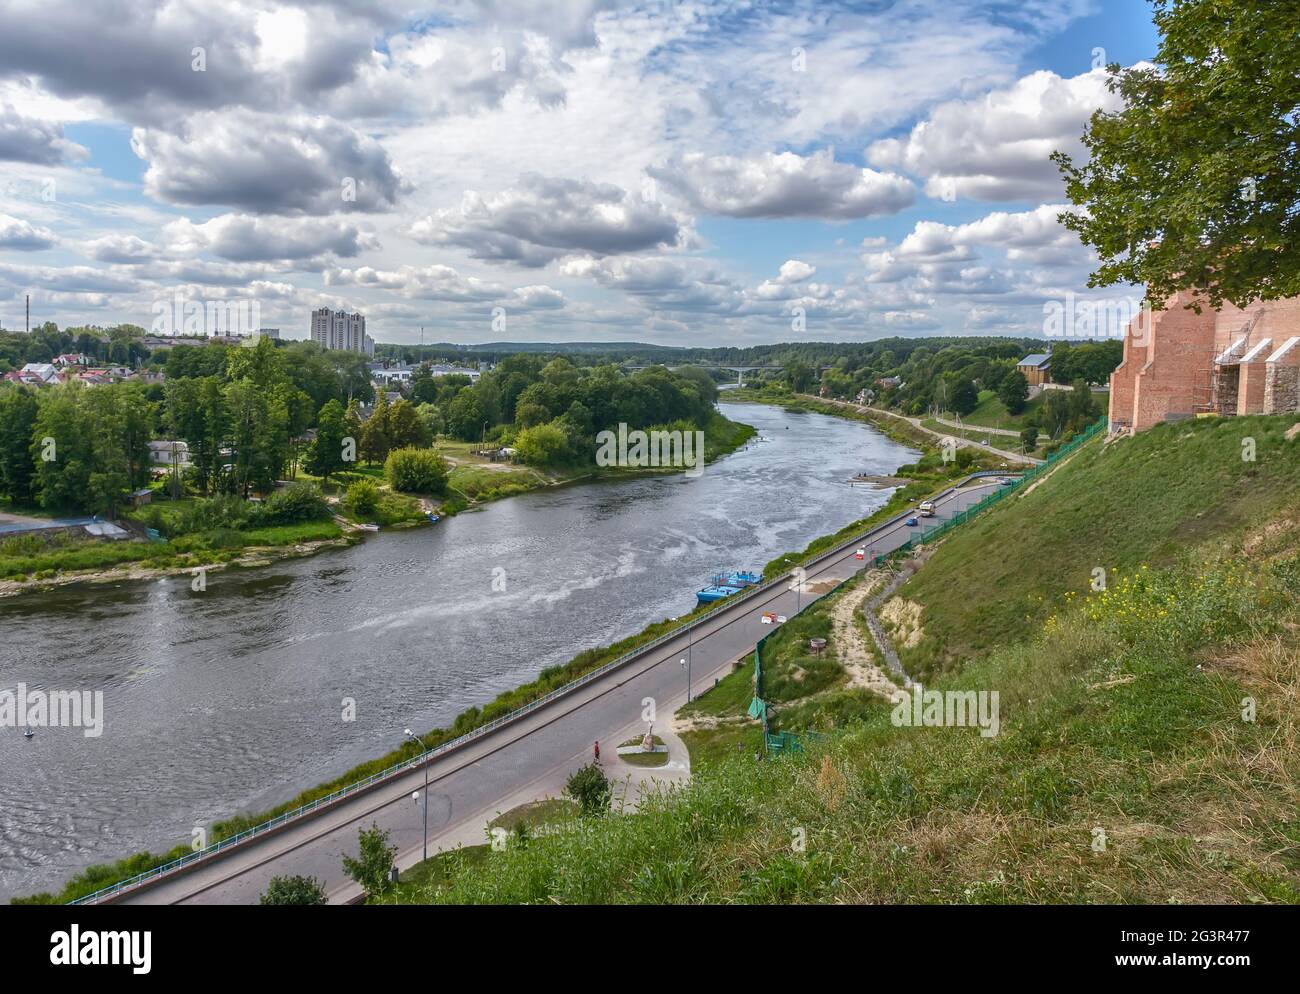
left=310, top=308, right=374, bottom=356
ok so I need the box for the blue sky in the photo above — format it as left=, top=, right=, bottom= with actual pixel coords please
left=0, top=0, right=1162, bottom=345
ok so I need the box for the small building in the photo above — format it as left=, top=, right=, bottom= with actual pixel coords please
left=1016, top=352, right=1053, bottom=387
left=129, top=487, right=154, bottom=507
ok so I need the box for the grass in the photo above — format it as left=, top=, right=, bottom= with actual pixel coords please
left=895, top=413, right=1300, bottom=680
left=0, top=520, right=345, bottom=583
left=961, top=388, right=1049, bottom=430
left=392, top=532, right=1300, bottom=904
left=619, top=735, right=669, bottom=767
left=487, top=798, right=580, bottom=833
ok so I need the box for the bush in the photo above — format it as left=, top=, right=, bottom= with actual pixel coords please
left=347, top=478, right=380, bottom=516
left=260, top=874, right=328, bottom=906
left=253, top=482, right=330, bottom=526
left=385, top=447, right=448, bottom=495
left=564, top=762, right=611, bottom=817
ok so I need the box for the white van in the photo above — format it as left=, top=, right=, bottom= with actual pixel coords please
left=919, top=500, right=936, bottom=517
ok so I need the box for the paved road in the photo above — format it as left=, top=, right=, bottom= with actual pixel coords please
left=930, top=414, right=1021, bottom=438
left=111, top=480, right=1002, bottom=905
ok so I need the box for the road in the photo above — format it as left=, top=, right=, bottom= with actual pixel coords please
left=109, top=479, right=1002, bottom=905
left=804, top=396, right=1043, bottom=466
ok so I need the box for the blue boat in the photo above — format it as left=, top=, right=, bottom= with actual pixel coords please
left=695, top=569, right=762, bottom=605
left=426, top=513, right=441, bottom=524
left=696, top=583, right=742, bottom=604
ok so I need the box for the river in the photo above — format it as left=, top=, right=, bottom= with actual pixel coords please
left=0, top=401, right=917, bottom=899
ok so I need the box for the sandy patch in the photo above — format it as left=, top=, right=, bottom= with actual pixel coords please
left=880, top=596, right=925, bottom=649
left=827, top=574, right=898, bottom=697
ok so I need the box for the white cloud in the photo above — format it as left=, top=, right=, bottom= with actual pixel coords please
left=651, top=149, right=914, bottom=219
left=0, top=213, right=58, bottom=250
left=407, top=174, right=686, bottom=267
left=867, top=68, right=1129, bottom=201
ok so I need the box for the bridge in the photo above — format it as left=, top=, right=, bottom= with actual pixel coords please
left=621, top=362, right=832, bottom=384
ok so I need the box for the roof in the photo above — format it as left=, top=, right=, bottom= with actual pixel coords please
left=1017, top=354, right=1051, bottom=368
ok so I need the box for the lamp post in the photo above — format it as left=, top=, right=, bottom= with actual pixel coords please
left=681, top=655, right=691, bottom=703
left=404, top=728, right=429, bottom=863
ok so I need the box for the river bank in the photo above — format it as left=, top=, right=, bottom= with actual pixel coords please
left=0, top=411, right=756, bottom=599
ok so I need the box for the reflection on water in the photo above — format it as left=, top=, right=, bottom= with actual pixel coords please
left=0, top=402, right=917, bottom=898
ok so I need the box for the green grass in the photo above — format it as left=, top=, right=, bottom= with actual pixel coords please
left=618, top=736, right=670, bottom=767
left=0, top=521, right=345, bottom=583
left=393, top=536, right=1300, bottom=904
left=487, top=798, right=579, bottom=833
left=896, top=413, right=1300, bottom=680
left=679, top=659, right=756, bottom=718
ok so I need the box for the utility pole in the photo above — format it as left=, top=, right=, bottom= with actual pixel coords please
left=26, top=294, right=30, bottom=333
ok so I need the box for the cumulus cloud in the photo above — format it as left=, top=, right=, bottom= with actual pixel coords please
left=867, top=68, right=1128, bottom=201
left=132, top=112, right=409, bottom=214
left=0, top=105, right=88, bottom=165
left=161, top=214, right=380, bottom=261
left=0, top=213, right=58, bottom=250
left=408, top=175, right=686, bottom=267
left=326, top=263, right=561, bottom=306
left=650, top=149, right=914, bottom=219
left=561, top=255, right=742, bottom=313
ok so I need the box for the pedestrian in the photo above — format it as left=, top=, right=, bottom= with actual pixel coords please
left=593, top=739, right=600, bottom=764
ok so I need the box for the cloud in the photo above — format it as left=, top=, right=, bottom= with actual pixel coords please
left=407, top=174, right=686, bottom=267
left=0, top=104, right=88, bottom=164
left=774, top=259, right=815, bottom=284
left=0, top=213, right=58, bottom=250
left=867, top=68, right=1128, bottom=201
left=650, top=149, right=914, bottom=219
left=161, top=214, right=380, bottom=261
left=132, top=111, right=409, bottom=214
left=561, top=255, right=742, bottom=313
left=85, top=235, right=158, bottom=264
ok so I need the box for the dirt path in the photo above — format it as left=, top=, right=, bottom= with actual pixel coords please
left=827, top=572, right=900, bottom=698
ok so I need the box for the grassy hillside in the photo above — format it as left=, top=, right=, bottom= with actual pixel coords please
left=390, top=413, right=1300, bottom=905
left=896, top=414, right=1300, bottom=680
left=393, top=531, right=1300, bottom=904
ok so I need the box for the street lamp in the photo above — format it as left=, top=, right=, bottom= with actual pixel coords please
left=404, top=728, right=429, bottom=863
left=681, top=656, right=691, bottom=703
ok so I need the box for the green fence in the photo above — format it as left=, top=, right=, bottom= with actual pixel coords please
left=752, top=415, right=1106, bottom=755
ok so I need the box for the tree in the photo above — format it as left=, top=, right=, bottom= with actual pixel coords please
left=0, top=387, right=40, bottom=504
left=304, top=399, right=348, bottom=486
left=998, top=369, right=1029, bottom=415
left=564, top=762, right=610, bottom=817
left=943, top=376, right=979, bottom=417
left=1053, top=0, right=1300, bottom=309
left=341, top=822, right=397, bottom=900
left=1020, top=424, right=1039, bottom=453
left=514, top=422, right=570, bottom=468
left=260, top=875, right=328, bottom=905
left=359, top=391, right=391, bottom=466
left=385, top=447, right=448, bottom=494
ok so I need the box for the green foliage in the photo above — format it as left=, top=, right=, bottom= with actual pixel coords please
left=342, top=823, right=398, bottom=901
left=997, top=370, right=1029, bottom=415
left=346, top=477, right=381, bottom=516
left=256, top=482, right=330, bottom=525
left=514, top=422, right=571, bottom=468
left=564, top=762, right=612, bottom=817
left=260, top=874, right=328, bottom=905
left=1054, top=0, right=1300, bottom=308
left=385, top=446, right=449, bottom=494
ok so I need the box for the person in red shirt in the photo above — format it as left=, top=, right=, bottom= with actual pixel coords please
left=593, top=740, right=600, bottom=763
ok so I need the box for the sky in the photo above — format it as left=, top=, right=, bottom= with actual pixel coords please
left=0, top=0, right=1161, bottom=347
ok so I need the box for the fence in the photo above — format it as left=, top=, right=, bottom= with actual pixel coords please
left=752, top=416, right=1106, bottom=754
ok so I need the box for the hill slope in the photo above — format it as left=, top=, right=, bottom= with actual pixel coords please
left=896, top=414, right=1300, bottom=679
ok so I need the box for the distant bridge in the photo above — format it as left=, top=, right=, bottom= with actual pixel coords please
left=621, top=362, right=831, bottom=384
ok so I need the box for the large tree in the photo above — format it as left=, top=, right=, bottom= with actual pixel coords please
left=1054, top=0, right=1300, bottom=309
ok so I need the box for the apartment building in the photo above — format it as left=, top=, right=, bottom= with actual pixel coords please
left=310, top=308, right=374, bottom=356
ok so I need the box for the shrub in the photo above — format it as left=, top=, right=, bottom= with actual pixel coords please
left=347, top=478, right=380, bottom=516
left=385, top=447, right=449, bottom=495
left=253, top=482, right=330, bottom=526
left=564, top=762, right=611, bottom=817
left=260, top=875, right=328, bottom=906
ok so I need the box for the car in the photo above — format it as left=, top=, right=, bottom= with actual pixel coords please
left=905, top=516, right=919, bottom=527
left=919, top=500, right=936, bottom=516
left=997, top=476, right=1016, bottom=485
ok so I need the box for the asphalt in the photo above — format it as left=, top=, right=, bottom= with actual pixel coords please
left=109, top=479, right=1003, bottom=904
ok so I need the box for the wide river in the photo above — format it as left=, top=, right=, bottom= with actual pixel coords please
left=0, top=400, right=917, bottom=899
